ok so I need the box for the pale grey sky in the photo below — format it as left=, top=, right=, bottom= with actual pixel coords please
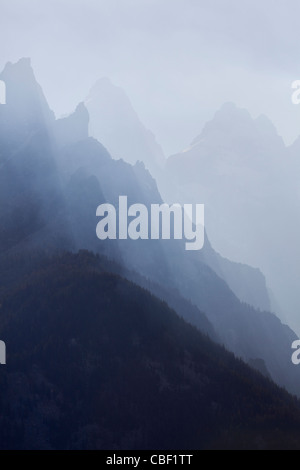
left=1, top=0, right=300, bottom=154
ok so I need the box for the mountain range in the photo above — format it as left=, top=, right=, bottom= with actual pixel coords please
left=1, top=251, right=300, bottom=450
left=1, top=58, right=300, bottom=449
left=166, top=102, right=300, bottom=334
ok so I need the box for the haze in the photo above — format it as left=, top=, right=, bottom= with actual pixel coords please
left=1, top=0, right=300, bottom=155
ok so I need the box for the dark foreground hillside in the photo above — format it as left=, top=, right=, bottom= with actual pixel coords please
left=0, top=251, right=300, bottom=450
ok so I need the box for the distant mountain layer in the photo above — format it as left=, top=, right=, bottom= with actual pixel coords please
left=202, top=235, right=271, bottom=312
left=1, top=251, right=300, bottom=450
left=165, top=102, right=300, bottom=333
left=84, top=82, right=273, bottom=314
left=85, top=78, right=165, bottom=178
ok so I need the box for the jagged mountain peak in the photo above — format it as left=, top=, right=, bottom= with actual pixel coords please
left=0, top=57, right=55, bottom=127
left=86, top=77, right=134, bottom=113
left=85, top=77, right=165, bottom=176
left=214, top=101, right=251, bottom=121
left=190, top=102, right=283, bottom=151
left=1, top=57, right=33, bottom=78
left=192, top=102, right=252, bottom=143
left=89, top=76, right=123, bottom=92
left=66, top=101, right=89, bottom=126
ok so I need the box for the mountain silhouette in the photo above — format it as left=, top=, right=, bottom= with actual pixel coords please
left=0, top=59, right=300, bottom=402
left=1, top=251, right=300, bottom=450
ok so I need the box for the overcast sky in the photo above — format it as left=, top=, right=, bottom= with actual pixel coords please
left=1, top=0, right=300, bottom=154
